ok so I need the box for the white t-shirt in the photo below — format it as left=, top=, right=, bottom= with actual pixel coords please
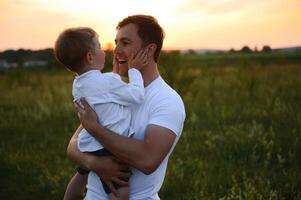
left=72, top=68, right=144, bottom=152
left=85, top=76, right=186, bottom=200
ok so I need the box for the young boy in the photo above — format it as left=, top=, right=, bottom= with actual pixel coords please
left=54, top=27, right=148, bottom=200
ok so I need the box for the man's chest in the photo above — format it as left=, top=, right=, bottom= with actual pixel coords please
left=130, top=100, right=152, bottom=141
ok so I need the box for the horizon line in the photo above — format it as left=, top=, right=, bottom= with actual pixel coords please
left=1, top=44, right=301, bottom=53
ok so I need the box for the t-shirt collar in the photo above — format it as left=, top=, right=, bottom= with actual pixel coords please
left=145, top=75, right=162, bottom=91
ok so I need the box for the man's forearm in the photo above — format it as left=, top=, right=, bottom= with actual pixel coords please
left=90, top=124, right=175, bottom=174
left=71, top=128, right=149, bottom=173
left=92, top=125, right=150, bottom=172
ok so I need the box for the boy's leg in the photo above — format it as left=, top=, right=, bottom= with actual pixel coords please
left=64, top=172, right=88, bottom=200
left=108, top=186, right=130, bottom=200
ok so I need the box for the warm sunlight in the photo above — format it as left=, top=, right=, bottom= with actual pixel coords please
left=0, top=0, right=301, bottom=50
left=32, top=0, right=186, bottom=24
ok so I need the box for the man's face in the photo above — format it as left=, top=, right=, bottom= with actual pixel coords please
left=92, top=36, right=105, bottom=70
left=114, top=23, right=144, bottom=76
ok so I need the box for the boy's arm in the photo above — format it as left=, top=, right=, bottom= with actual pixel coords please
left=109, top=68, right=144, bottom=105
left=63, top=173, right=87, bottom=200
left=108, top=49, right=148, bottom=106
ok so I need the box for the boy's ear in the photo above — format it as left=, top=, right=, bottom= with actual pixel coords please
left=85, top=52, right=93, bottom=65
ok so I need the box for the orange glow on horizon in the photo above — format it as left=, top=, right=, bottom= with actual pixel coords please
left=0, top=0, right=301, bottom=51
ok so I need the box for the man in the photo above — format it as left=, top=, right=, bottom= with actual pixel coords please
left=67, top=14, right=185, bottom=200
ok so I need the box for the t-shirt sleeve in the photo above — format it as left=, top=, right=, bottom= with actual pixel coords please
left=148, top=96, right=185, bottom=136
left=107, top=69, right=145, bottom=106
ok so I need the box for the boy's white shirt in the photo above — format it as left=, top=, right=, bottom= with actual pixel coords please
left=72, top=68, right=144, bottom=152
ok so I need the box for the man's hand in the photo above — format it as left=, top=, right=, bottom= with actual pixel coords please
left=128, top=49, right=148, bottom=70
left=74, top=98, right=99, bottom=134
left=89, top=156, right=131, bottom=197
left=66, top=127, right=131, bottom=198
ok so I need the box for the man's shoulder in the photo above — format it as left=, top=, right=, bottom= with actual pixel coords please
left=147, top=78, right=185, bottom=114
left=152, top=78, right=183, bottom=104
left=146, top=78, right=185, bottom=136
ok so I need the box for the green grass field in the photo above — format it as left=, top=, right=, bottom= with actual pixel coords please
left=1, top=52, right=301, bottom=199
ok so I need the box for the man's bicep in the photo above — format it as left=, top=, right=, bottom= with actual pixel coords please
left=145, top=125, right=177, bottom=165
left=148, top=96, right=185, bottom=139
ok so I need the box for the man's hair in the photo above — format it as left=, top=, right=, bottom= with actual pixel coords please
left=116, top=15, right=165, bottom=62
left=54, top=27, right=98, bottom=72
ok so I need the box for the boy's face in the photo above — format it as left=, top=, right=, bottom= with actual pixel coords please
left=114, top=23, right=144, bottom=76
left=91, top=37, right=105, bottom=70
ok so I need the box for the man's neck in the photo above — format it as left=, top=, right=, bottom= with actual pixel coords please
left=140, top=62, right=160, bottom=87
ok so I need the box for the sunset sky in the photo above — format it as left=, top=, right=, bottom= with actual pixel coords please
left=1, top=0, right=301, bottom=51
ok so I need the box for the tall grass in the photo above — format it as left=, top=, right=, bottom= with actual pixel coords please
left=0, top=69, right=77, bottom=199
left=1, top=53, right=301, bottom=199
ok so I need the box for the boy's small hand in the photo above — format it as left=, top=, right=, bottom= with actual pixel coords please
left=128, top=49, right=148, bottom=70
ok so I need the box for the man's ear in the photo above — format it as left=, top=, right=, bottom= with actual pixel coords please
left=147, top=43, right=157, bottom=59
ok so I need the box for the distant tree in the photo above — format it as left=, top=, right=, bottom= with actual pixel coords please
left=105, top=42, right=114, bottom=52
left=262, top=45, right=272, bottom=53
left=254, top=46, right=258, bottom=52
left=103, top=50, right=113, bottom=71
left=0, top=48, right=59, bottom=68
left=104, top=42, right=114, bottom=71
left=240, top=46, right=253, bottom=53
left=229, top=48, right=236, bottom=53
left=187, top=49, right=196, bottom=54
